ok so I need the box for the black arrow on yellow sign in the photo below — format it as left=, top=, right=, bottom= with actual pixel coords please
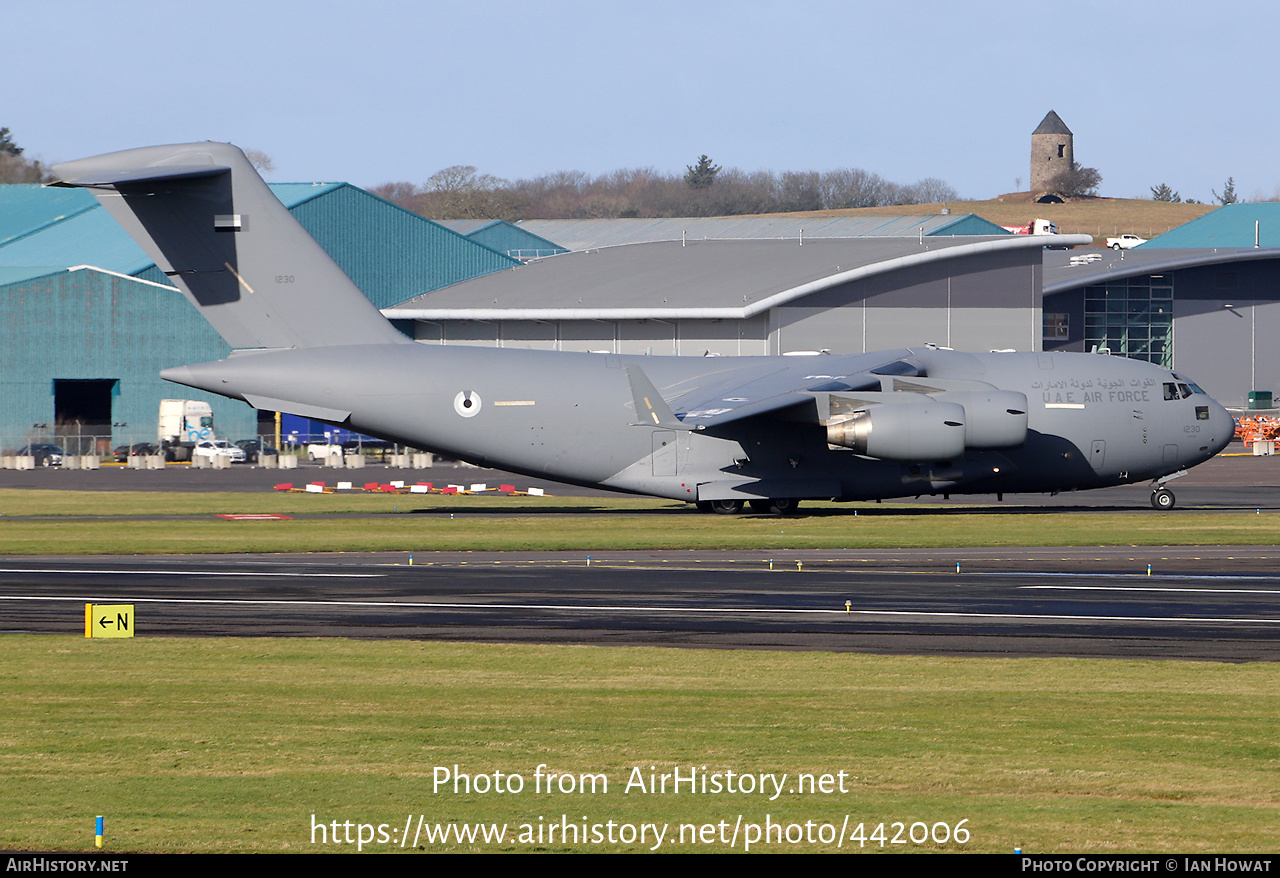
left=85, top=604, right=135, bottom=639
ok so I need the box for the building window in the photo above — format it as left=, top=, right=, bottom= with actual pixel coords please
left=1083, top=276, right=1174, bottom=367
left=1043, top=313, right=1069, bottom=341
left=1058, top=144, right=1065, bottom=158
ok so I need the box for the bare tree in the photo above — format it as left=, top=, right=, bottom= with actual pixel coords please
left=243, top=149, right=275, bottom=175
left=368, top=181, right=424, bottom=212
left=895, top=177, right=959, bottom=205
left=778, top=171, right=822, bottom=212
left=819, top=168, right=890, bottom=209
left=415, top=165, right=527, bottom=219
left=1045, top=162, right=1102, bottom=198
left=374, top=157, right=961, bottom=221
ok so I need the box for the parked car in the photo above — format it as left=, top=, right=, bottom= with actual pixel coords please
left=113, top=442, right=159, bottom=462
left=341, top=438, right=395, bottom=462
left=306, top=441, right=343, bottom=462
left=193, top=440, right=247, bottom=463
left=18, top=443, right=64, bottom=466
left=234, top=439, right=278, bottom=463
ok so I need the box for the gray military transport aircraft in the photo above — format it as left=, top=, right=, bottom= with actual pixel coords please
left=52, top=143, right=1234, bottom=513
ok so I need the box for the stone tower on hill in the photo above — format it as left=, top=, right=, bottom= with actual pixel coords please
left=1031, top=110, right=1073, bottom=199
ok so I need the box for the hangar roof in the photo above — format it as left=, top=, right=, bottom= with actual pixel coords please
left=389, top=234, right=1087, bottom=321
left=0, top=182, right=345, bottom=276
left=436, top=219, right=501, bottom=235
left=0, top=182, right=516, bottom=308
left=515, top=214, right=1009, bottom=252
left=437, top=219, right=567, bottom=259
left=1043, top=246, right=1280, bottom=293
left=0, top=197, right=158, bottom=275
left=1141, top=203, right=1280, bottom=248
left=0, top=185, right=98, bottom=246
left=0, top=265, right=66, bottom=286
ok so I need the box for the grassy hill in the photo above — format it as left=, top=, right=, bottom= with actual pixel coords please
left=779, top=194, right=1216, bottom=246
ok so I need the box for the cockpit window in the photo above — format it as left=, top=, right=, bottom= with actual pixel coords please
left=1178, top=383, right=1192, bottom=398
left=1164, top=382, right=1179, bottom=401
left=1171, top=374, right=1208, bottom=394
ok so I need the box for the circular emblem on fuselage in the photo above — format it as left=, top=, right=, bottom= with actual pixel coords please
left=453, top=390, right=482, bottom=418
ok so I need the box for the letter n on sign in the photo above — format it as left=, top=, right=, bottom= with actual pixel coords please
left=85, top=604, right=135, bottom=639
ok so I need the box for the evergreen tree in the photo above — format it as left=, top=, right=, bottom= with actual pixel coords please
left=684, top=155, right=721, bottom=189
left=1150, top=183, right=1181, bottom=203
left=1213, top=177, right=1238, bottom=205
left=0, top=126, right=49, bottom=183
left=1, top=126, right=24, bottom=157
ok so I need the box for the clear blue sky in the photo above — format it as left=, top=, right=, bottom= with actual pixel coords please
left=9, top=0, right=1277, bottom=202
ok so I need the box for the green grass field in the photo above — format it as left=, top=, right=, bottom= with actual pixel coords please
left=4, top=637, right=1277, bottom=853
left=2, top=488, right=1277, bottom=853
left=785, top=197, right=1217, bottom=243
left=1, top=488, right=1278, bottom=554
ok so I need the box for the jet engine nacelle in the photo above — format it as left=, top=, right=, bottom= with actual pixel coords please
left=826, top=400, right=968, bottom=461
left=932, top=390, right=1028, bottom=449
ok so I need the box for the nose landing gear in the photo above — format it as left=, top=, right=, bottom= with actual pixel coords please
left=1150, top=470, right=1187, bottom=510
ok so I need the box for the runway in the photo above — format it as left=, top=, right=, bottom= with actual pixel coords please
left=3, top=453, right=1277, bottom=660
left=2, top=548, right=1278, bottom=661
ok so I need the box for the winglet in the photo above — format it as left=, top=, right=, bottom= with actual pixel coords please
left=624, top=364, right=698, bottom=430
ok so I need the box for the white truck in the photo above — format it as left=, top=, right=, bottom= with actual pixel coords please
left=1106, top=234, right=1147, bottom=250
left=158, top=399, right=216, bottom=462
left=1002, top=218, right=1059, bottom=236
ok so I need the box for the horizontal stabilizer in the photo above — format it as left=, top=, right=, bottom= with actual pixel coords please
left=53, top=163, right=229, bottom=188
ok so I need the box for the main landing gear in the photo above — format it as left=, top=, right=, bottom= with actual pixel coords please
left=750, top=498, right=800, bottom=516
left=695, top=498, right=801, bottom=516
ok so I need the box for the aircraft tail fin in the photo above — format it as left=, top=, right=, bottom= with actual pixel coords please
left=51, top=142, right=409, bottom=350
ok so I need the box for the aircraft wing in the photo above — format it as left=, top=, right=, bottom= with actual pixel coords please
left=630, top=350, right=917, bottom=430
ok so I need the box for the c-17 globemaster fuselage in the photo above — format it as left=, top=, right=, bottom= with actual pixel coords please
left=51, top=143, right=1234, bottom=513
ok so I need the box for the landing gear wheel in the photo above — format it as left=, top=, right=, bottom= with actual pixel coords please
left=708, top=499, right=744, bottom=515
left=750, top=498, right=801, bottom=516
left=1151, top=488, right=1175, bottom=510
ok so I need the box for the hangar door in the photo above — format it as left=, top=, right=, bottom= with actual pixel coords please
left=54, top=379, right=118, bottom=453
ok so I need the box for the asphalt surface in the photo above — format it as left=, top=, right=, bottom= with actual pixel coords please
left=2, top=547, right=1278, bottom=661
left=2, top=450, right=1277, bottom=660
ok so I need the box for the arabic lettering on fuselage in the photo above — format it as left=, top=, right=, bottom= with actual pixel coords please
left=1031, top=375, right=1158, bottom=404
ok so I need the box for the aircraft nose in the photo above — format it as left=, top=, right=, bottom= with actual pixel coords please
left=1209, top=401, right=1234, bottom=456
